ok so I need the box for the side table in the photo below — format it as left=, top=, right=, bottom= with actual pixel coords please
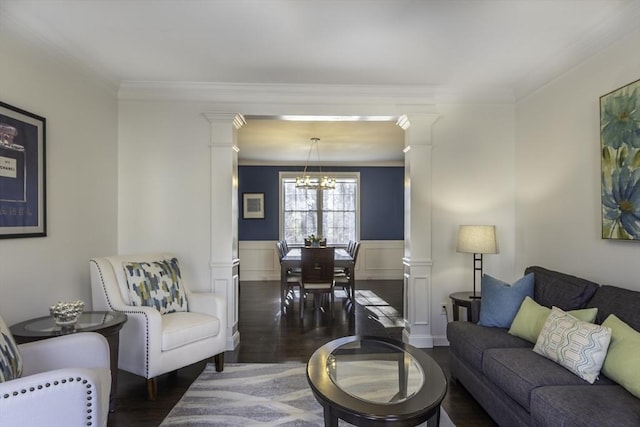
left=10, top=311, right=127, bottom=412
left=449, top=292, right=481, bottom=323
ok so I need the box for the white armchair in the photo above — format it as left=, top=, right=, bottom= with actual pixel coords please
left=0, top=332, right=111, bottom=427
left=89, top=253, right=226, bottom=400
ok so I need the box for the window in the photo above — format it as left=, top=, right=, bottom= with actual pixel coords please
left=280, top=172, right=359, bottom=245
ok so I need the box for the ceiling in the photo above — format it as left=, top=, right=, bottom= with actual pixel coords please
left=1, top=0, right=638, bottom=163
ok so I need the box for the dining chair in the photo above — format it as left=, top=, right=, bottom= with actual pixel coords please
left=300, top=247, right=335, bottom=319
left=335, top=241, right=361, bottom=304
left=277, top=241, right=301, bottom=305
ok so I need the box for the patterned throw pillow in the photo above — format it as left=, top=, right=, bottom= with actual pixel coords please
left=533, top=307, right=611, bottom=384
left=123, top=258, right=188, bottom=314
left=0, top=315, right=23, bottom=382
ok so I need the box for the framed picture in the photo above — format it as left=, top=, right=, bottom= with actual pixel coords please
left=600, top=78, right=640, bottom=241
left=243, top=192, right=265, bottom=219
left=0, top=102, right=46, bottom=238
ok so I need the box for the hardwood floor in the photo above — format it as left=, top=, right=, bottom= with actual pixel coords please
left=107, top=280, right=497, bottom=426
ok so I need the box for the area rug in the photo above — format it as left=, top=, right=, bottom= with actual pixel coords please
left=160, top=363, right=455, bottom=427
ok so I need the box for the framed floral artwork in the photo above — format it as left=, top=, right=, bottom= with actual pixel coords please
left=600, top=79, right=640, bottom=240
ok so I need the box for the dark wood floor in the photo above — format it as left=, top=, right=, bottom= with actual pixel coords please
left=107, top=280, right=497, bottom=426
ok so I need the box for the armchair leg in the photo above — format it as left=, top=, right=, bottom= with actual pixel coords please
left=214, top=352, right=225, bottom=372
left=147, top=378, right=157, bottom=401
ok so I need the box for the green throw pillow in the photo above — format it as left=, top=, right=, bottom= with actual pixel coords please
left=601, top=314, right=640, bottom=399
left=0, top=315, right=23, bottom=383
left=533, top=307, right=611, bottom=384
left=123, top=257, right=188, bottom=314
left=509, top=296, right=598, bottom=343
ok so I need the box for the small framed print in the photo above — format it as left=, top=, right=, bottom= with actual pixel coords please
left=243, top=193, right=264, bottom=219
left=0, top=101, right=46, bottom=238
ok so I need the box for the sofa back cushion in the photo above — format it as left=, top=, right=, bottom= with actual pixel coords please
left=587, top=285, right=640, bottom=331
left=525, top=266, right=599, bottom=310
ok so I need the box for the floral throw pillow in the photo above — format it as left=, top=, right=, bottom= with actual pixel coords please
left=0, top=315, right=23, bottom=383
left=123, top=258, right=188, bottom=314
left=533, top=307, right=611, bottom=384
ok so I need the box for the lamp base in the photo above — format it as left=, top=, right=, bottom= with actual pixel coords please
left=469, top=295, right=482, bottom=299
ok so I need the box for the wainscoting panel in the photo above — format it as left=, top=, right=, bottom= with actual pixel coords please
left=238, top=240, right=404, bottom=281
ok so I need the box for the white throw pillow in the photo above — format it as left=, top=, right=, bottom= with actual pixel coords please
left=533, top=307, right=611, bottom=384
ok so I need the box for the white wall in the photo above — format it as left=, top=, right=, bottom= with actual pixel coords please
left=515, top=27, right=640, bottom=290
left=0, top=32, right=118, bottom=325
left=431, top=103, right=516, bottom=343
left=117, top=100, right=214, bottom=291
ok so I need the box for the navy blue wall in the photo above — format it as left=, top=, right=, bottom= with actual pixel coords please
left=238, top=166, right=404, bottom=241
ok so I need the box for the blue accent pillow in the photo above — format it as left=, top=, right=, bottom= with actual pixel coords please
left=478, top=273, right=534, bottom=328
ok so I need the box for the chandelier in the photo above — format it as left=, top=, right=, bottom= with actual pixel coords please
left=295, top=137, right=336, bottom=190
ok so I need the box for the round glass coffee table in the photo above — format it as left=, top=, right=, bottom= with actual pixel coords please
left=307, top=336, right=447, bottom=427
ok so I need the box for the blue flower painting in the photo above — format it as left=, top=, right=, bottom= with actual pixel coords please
left=600, top=79, right=640, bottom=240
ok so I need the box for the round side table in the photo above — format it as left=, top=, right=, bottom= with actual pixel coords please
left=10, top=311, right=127, bottom=412
left=449, top=292, right=481, bottom=323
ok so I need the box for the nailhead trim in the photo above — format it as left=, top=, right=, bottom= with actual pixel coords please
left=1, top=376, right=96, bottom=426
left=91, top=259, right=151, bottom=378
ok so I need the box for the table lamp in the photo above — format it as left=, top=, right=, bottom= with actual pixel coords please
left=456, top=225, right=498, bottom=299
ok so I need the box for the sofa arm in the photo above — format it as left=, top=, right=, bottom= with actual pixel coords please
left=19, top=332, right=110, bottom=376
left=0, top=367, right=111, bottom=427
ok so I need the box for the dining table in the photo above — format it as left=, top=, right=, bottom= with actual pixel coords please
left=280, top=247, right=355, bottom=315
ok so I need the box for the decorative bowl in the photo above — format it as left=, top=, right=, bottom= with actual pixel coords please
left=49, top=300, right=84, bottom=326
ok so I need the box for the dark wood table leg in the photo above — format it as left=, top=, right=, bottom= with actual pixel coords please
left=323, top=405, right=338, bottom=427
left=451, top=300, right=460, bottom=321
left=427, top=406, right=441, bottom=427
left=104, top=332, right=120, bottom=412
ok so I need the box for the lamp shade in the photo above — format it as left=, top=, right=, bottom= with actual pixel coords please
left=456, top=225, right=498, bottom=254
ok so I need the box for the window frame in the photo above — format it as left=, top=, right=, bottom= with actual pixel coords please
left=279, top=171, right=360, bottom=245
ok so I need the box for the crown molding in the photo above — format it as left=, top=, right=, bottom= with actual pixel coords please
left=118, top=81, right=516, bottom=104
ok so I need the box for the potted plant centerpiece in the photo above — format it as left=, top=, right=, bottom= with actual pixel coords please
left=307, top=234, right=323, bottom=247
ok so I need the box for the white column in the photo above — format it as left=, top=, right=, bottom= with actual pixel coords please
left=399, top=110, right=439, bottom=348
left=203, top=112, right=245, bottom=350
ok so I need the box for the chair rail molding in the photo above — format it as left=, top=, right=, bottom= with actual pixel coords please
left=238, top=240, right=404, bottom=281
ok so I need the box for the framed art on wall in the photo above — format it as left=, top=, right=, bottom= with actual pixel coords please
left=600, top=78, right=640, bottom=241
left=243, top=192, right=265, bottom=219
left=0, top=101, right=46, bottom=238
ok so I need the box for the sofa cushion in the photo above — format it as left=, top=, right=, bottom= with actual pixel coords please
left=509, top=296, right=598, bottom=343
left=587, top=285, right=640, bottom=330
left=0, top=315, right=22, bottom=382
left=533, top=307, right=611, bottom=383
left=601, top=314, right=640, bottom=399
left=161, top=311, right=220, bottom=351
left=525, top=266, right=599, bottom=310
left=482, top=348, right=608, bottom=411
left=447, top=321, right=531, bottom=372
left=123, top=257, right=188, bottom=314
left=531, top=385, right=640, bottom=427
left=478, top=273, right=534, bottom=328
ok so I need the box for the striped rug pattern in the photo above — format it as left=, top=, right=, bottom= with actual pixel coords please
left=161, top=363, right=454, bottom=427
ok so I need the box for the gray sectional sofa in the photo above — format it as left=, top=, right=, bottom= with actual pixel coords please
left=447, top=266, right=640, bottom=427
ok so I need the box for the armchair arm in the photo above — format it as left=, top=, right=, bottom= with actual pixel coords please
left=187, top=291, right=226, bottom=317
left=0, top=367, right=111, bottom=427
left=19, top=332, right=109, bottom=376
